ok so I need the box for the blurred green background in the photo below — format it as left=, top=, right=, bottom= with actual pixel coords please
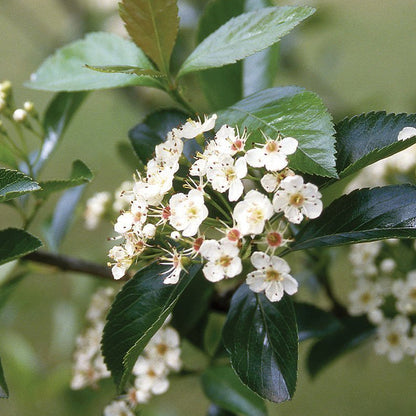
left=1, top=0, right=416, bottom=415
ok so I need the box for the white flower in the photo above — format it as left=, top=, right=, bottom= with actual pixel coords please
left=246, top=252, right=298, bottom=302
left=85, top=287, right=115, bottom=323
left=260, top=168, right=295, bottom=193
left=347, top=279, right=383, bottom=316
left=108, top=245, right=132, bottom=280
left=104, top=400, right=134, bottom=416
left=173, top=114, right=217, bottom=139
left=155, top=134, right=183, bottom=163
left=206, top=156, right=247, bottom=201
left=214, top=125, right=246, bottom=155
left=113, top=181, right=134, bottom=212
left=349, top=242, right=381, bottom=277
left=233, top=190, right=274, bottom=236
left=199, top=238, right=242, bottom=282
left=132, top=357, right=170, bottom=396
left=145, top=327, right=182, bottom=371
left=272, top=175, right=322, bottom=224
left=84, top=191, right=111, bottom=230
left=397, top=126, right=416, bottom=141
left=392, top=271, right=416, bottom=314
left=245, top=135, right=298, bottom=171
left=169, top=189, right=208, bottom=237
left=374, top=315, right=411, bottom=363
left=160, top=247, right=185, bottom=284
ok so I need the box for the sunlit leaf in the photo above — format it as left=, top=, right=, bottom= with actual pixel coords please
left=217, top=87, right=337, bottom=177
left=179, top=6, right=314, bottom=77
left=26, top=32, right=161, bottom=91
left=0, top=169, right=40, bottom=202
left=0, top=228, right=42, bottom=266
left=223, top=285, right=298, bottom=403
left=120, top=0, right=179, bottom=74
left=292, top=184, right=416, bottom=251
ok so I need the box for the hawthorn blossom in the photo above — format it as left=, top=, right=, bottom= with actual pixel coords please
left=206, top=155, right=247, bottom=201
left=103, top=400, right=134, bottom=416
left=160, top=247, right=185, bottom=284
left=246, top=252, right=298, bottom=302
left=233, top=190, right=274, bottom=235
left=132, top=357, right=170, bottom=397
left=214, top=125, right=246, bottom=155
left=245, top=135, right=298, bottom=171
left=272, top=175, right=322, bottom=224
left=199, top=238, right=242, bottom=282
left=260, top=168, right=295, bottom=193
left=374, top=315, right=411, bottom=363
left=392, top=270, right=416, bottom=314
left=108, top=245, right=132, bottom=280
left=84, top=191, right=111, bottom=230
left=347, top=279, right=384, bottom=316
left=169, top=189, right=208, bottom=237
left=173, top=114, right=217, bottom=139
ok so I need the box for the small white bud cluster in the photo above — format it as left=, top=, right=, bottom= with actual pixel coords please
left=347, top=241, right=416, bottom=364
left=106, top=114, right=323, bottom=303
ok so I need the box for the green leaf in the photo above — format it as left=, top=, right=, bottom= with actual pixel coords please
left=0, top=146, right=18, bottom=169
left=307, top=316, right=374, bottom=377
left=35, top=160, right=92, bottom=199
left=178, top=6, right=314, bottom=77
left=34, top=92, right=87, bottom=175
left=223, top=285, right=298, bottom=403
left=0, top=228, right=42, bottom=266
left=102, top=263, right=201, bottom=390
left=336, top=112, right=416, bottom=178
left=217, top=87, right=337, bottom=177
left=43, top=185, right=85, bottom=252
left=197, top=0, right=278, bottom=110
left=292, top=184, right=416, bottom=251
left=197, top=0, right=244, bottom=110
left=0, top=273, right=26, bottom=312
left=0, top=169, right=40, bottom=202
left=85, top=64, right=164, bottom=78
left=242, top=0, right=279, bottom=97
left=0, top=357, right=8, bottom=399
left=120, top=0, right=179, bottom=74
left=295, top=302, right=341, bottom=342
left=26, top=32, right=161, bottom=91
left=201, top=366, right=267, bottom=416
left=128, top=109, right=188, bottom=164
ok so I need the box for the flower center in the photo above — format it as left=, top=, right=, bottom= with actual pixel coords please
left=156, top=343, right=168, bottom=355
left=265, top=141, right=279, bottom=153
left=387, top=332, right=400, bottom=346
left=231, top=139, right=243, bottom=151
left=265, top=268, right=283, bottom=282
left=187, top=205, right=199, bottom=219
left=267, top=231, right=283, bottom=247
left=219, top=255, right=232, bottom=267
left=409, top=288, right=416, bottom=299
left=289, top=193, right=304, bottom=207
left=162, top=206, right=171, bottom=219
left=225, top=167, right=236, bottom=181
left=359, top=292, right=372, bottom=304
left=193, top=237, right=204, bottom=252
left=248, top=207, right=264, bottom=224
left=227, top=228, right=241, bottom=242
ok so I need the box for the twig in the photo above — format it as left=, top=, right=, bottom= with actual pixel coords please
left=23, top=250, right=130, bottom=281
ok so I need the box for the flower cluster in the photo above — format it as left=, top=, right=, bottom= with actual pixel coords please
left=71, top=287, right=182, bottom=414
left=107, top=114, right=323, bottom=302
left=347, top=240, right=416, bottom=363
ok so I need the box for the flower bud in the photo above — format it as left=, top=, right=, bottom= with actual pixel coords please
left=23, top=101, right=34, bottom=113
left=12, top=108, right=27, bottom=122
left=0, top=80, right=11, bottom=94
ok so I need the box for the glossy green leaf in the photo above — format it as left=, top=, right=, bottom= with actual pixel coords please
left=197, top=0, right=244, bottom=110
left=179, top=6, right=314, bottom=77
left=292, top=184, right=416, bottom=251
left=0, top=169, right=40, bottom=202
left=33, top=92, right=87, bottom=176
left=120, top=0, right=179, bottom=74
left=217, top=87, right=337, bottom=177
left=26, top=32, right=161, bottom=91
left=223, top=285, right=298, bottom=403
left=201, top=366, right=267, bottom=416
left=295, top=302, right=341, bottom=342
left=307, top=316, right=374, bottom=377
left=0, top=228, right=42, bottom=266
left=85, top=64, right=164, bottom=77
left=44, top=185, right=85, bottom=252
left=0, top=357, right=8, bottom=399
left=336, top=112, right=416, bottom=177
left=102, top=263, right=201, bottom=390
left=128, top=109, right=188, bottom=164
left=35, top=160, right=92, bottom=199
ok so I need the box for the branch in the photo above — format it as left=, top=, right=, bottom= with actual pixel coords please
left=23, top=250, right=130, bottom=281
